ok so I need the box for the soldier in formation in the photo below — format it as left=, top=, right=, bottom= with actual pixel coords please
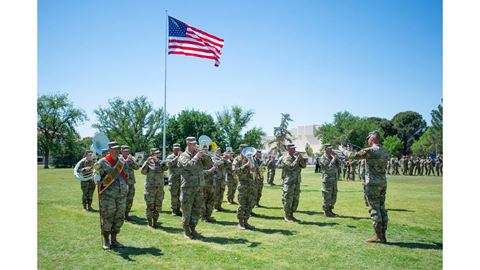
left=75, top=150, right=96, bottom=211
left=277, top=144, right=306, bottom=222
left=320, top=144, right=341, bottom=217
left=141, top=148, right=168, bottom=229
left=121, top=145, right=139, bottom=221
left=266, top=155, right=276, bottom=185
left=225, top=151, right=237, bottom=204
left=165, top=144, right=182, bottom=216
left=233, top=143, right=256, bottom=230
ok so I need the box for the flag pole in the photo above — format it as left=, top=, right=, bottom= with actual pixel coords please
left=162, top=10, right=168, bottom=160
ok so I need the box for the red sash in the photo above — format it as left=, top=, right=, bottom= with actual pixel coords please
left=99, top=155, right=127, bottom=194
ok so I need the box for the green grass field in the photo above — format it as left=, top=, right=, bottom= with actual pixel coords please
left=38, top=167, right=442, bottom=269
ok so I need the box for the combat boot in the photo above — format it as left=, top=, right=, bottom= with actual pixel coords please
left=110, top=232, right=124, bottom=248
left=183, top=225, right=193, bottom=239
left=147, top=217, right=154, bottom=228
left=291, top=214, right=301, bottom=223
left=324, top=210, right=335, bottom=217
left=190, top=226, right=200, bottom=238
left=284, top=213, right=294, bottom=223
left=152, top=218, right=159, bottom=229
left=205, top=216, right=216, bottom=223
left=250, top=211, right=258, bottom=217
left=87, top=201, right=94, bottom=211
left=238, top=219, right=247, bottom=230
left=244, top=220, right=255, bottom=230
left=82, top=203, right=88, bottom=211
left=366, top=233, right=384, bottom=244
left=330, top=210, right=339, bottom=217
left=102, top=232, right=111, bottom=250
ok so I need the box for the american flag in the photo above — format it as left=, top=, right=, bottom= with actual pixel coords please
left=168, top=16, right=224, bottom=67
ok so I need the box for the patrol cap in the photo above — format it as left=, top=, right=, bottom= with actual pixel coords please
left=85, top=150, right=93, bottom=155
left=366, top=130, right=381, bottom=139
left=323, top=144, right=332, bottom=149
left=286, top=143, right=296, bottom=149
left=121, top=145, right=130, bottom=150
left=173, top=143, right=181, bottom=149
left=186, top=136, right=197, bottom=144
left=108, top=141, right=120, bottom=149
left=150, top=148, right=160, bottom=154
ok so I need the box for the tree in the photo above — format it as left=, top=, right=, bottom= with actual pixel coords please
left=430, top=100, right=443, bottom=154
left=367, top=117, right=396, bottom=138
left=391, top=111, right=427, bottom=155
left=93, top=96, right=163, bottom=153
left=411, top=128, right=436, bottom=156
left=51, top=132, right=83, bottom=168
left=315, top=111, right=381, bottom=148
left=215, top=106, right=254, bottom=151
left=268, top=113, right=293, bottom=157
left=383, top=135, right=402, bottom=157
left=37, top=93, right=87, bottom=168
left=165, top=109, right=219, bottom=150
left=243, top=127, right=266, bottom=150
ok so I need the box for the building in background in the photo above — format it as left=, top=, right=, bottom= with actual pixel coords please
left=260, top=125, right=322, bottom=164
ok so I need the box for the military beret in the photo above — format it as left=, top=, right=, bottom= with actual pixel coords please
left=173, top=143, right=181, bottom=149
left=121, top=145, right=130, bottom=150
left=286, top=143, right=296, bottom=149
left=108, top=141, right=120, bottom=149
left=186, top=137, right=197, bottom=144
left=366, top=130, right=381, bottom=139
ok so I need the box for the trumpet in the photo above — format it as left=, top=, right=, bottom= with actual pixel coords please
left=241, top=146, right=257, bottom=169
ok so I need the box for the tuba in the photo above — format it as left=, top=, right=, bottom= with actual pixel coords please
left=198, top=135, right=218, bottom=157
left=73, top=158, right=94, bottom=181
left=241, top=146, right=257, bottom=169
left=92, top=132, right=109, bottom=155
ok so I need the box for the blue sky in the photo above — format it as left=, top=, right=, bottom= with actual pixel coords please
left=38, top=0, right=442, bottom=137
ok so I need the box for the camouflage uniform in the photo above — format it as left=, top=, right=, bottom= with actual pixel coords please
left=277, top=147, right=306, bottom=221
left=76, top=157, right=96, bottom=210
left=200, top=155, right=216, bottom=221
left=435, top=155, right=443, bottom=176
left=213, top=155, right=227, bottom=211
left=345, top=134, right=389, bottom=243
left=166, top=149, right=182, bottom=215
left=122, top=153, right=139, bottom=219
left=320, top=151, right=340, bottom=216
left=178, top=146, right=206, bottom=238
left=233, top=154, right=256, bottom=229
left=359, top=159, right=368, bottom=206
left=96, top=145, right=128, bottom=249
left=141, top=153, right=168, bottom=228
left=253, top=156, right=265, bottom=207
left=408, top=158, right=414, bottom=176
left=225, top=158, right=237, bottom=204
left=266, top=158, right=276, bottom=185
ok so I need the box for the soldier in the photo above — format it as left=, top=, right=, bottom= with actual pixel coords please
left=425, top=157, right=433, bottom=176
left=200, top=143, right=217, bottom=222
left=348, top=159, right=356, bottom=181
left=266, top=155, right=277, bottom=185
left=408, top=157, right=414, bottom=176
left=278, top=143, right=306, bottom=222
left=75, top=150, right=96, bottom=211
left=393, top=157, right=400, bottom=175
left=141, top=148, right=168, bottom=229
left=320, top=144, right=341, bottom=217
left=95, top=141, right=128, bottom=249
left=386, top=159, right=391, bottom=175
left=253, top=151, right=265, bottom=207
left=121, top=145, right=139, bottom=221
left=225, top=151, right=237, bottom=204
left=213, top=148, right=228, bottom=212
left=314, top=157, right=321, bottom=173
left=343, top=131, right=389, bottom=244
left=165, top=144, right=182, bottom=216
left=233, top=143, right=256, bottom=230
left=178, top=137, right=214, bottom=239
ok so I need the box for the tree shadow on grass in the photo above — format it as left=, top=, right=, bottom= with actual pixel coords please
left=111, top=246, right=164, bottom=262
left=127, top=215, right=147, bottom=226
left=386, top=242, right=442, bottom=250
left=255, top=227, right=297, bottom=236
left=197, top=235, right=261, bottom=248
left=387, top=208, right=416, bottom=213
left=300, top=221, right=338, bottom=227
